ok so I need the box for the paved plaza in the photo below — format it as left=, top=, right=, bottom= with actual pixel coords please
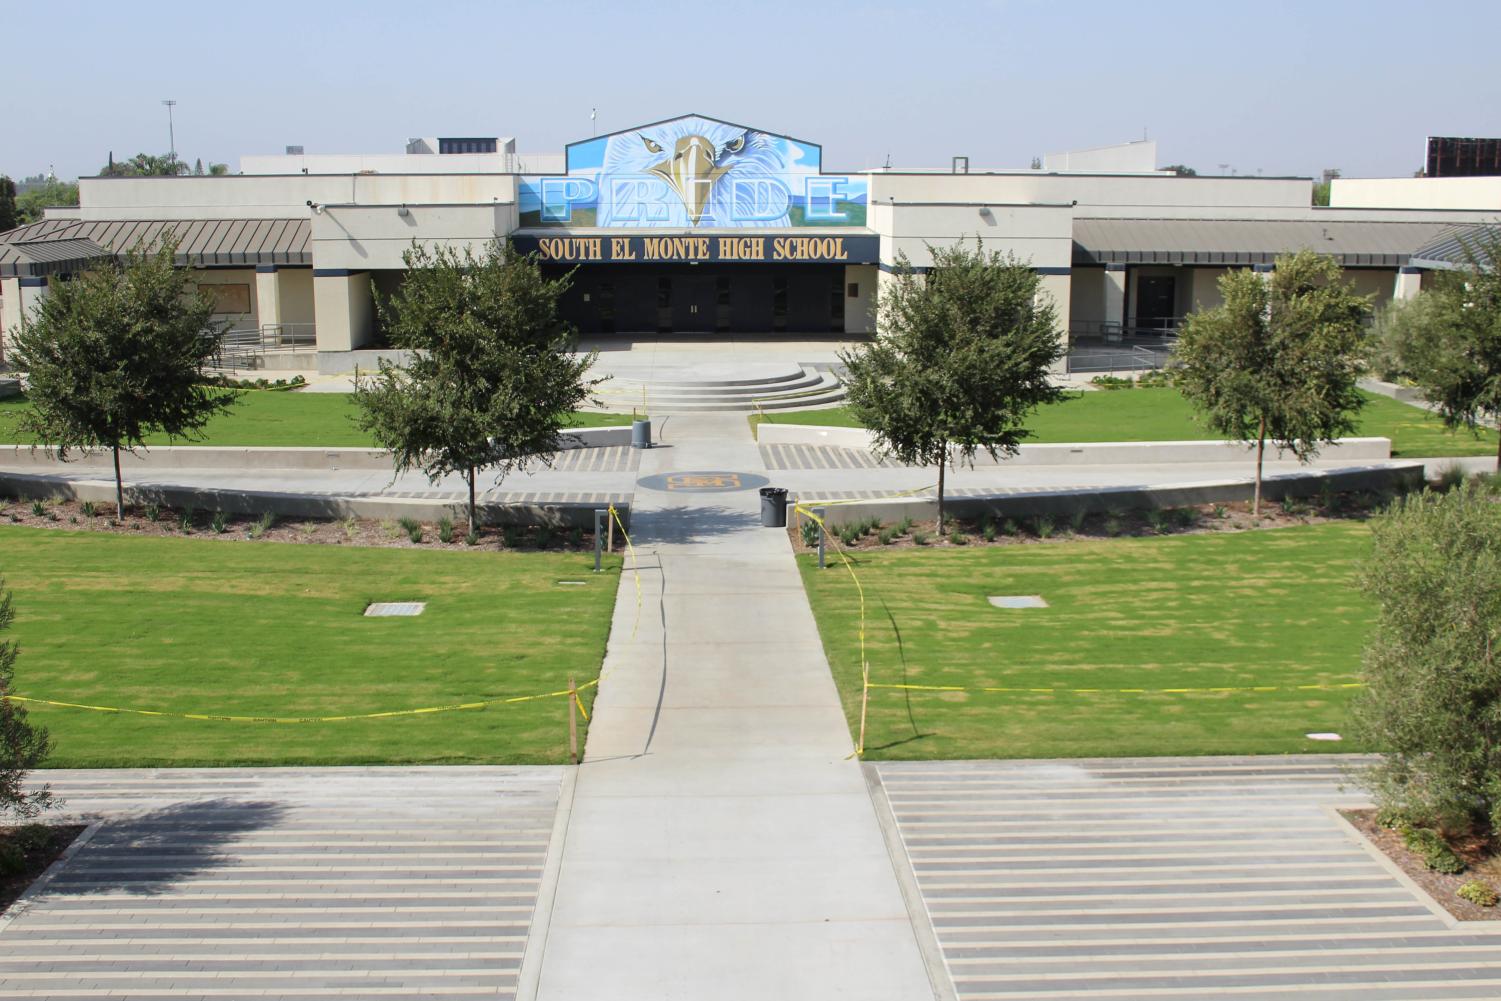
left=5, top=363, right=1501, bottom=997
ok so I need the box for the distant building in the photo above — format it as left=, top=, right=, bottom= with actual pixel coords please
left=2, top=114, right=1498, bottom=369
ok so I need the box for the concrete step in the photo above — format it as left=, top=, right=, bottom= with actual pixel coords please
left=597, top=365, right=845, bottom=413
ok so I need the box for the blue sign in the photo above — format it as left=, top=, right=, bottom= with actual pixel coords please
left=520, top=115, right=868, bottom=230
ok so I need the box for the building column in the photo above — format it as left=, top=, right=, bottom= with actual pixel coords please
left=1103, top=264, right=1127, bottom=334
left=255, top=266, right=283, bottom=332
left=312, top=270, right=374, bottom=352
left=1038, top=268, right=1072, bottom=374
left=2, top=277, right=49, bottom=362
left=1395, top=267, right=1423, bottom=302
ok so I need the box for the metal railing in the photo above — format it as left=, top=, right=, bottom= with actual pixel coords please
left=212, top=323, right=316, bottom=369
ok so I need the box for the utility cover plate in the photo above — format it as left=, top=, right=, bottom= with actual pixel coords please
left=364, top=602, right=426, bottom=617
left=988, top=595, right=1048, bottom=609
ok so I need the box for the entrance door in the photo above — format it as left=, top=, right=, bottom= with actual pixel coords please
left=671, top=274, right=716, bottom=333
left=1136, top=276, right=1177, bottom=331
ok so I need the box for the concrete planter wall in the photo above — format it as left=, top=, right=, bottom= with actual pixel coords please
left=756, top=423, right=1393, bottom=464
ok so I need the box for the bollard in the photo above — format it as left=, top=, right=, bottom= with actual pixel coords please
left=568, top=675, right=579, bottom=765
left=816, top=506, right=827, bottom=570
left=593, top=509, right=606, bottom=572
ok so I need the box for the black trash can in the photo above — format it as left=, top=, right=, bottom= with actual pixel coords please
left=760, top=487, right=789, bottom=528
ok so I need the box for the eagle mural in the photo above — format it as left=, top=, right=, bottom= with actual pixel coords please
left=595, top=116, right=794, bottom=228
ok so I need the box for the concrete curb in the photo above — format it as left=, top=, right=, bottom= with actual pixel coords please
left=0, top=427, right=635, bottom=473
left=790, top=462, right=1427, bottom=528
left=0, top=469, right=631, bottom=529
left=756, top=424, right=1394, bottom=464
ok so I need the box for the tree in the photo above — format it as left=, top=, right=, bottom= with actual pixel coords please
left=0, top=176, right=18, bottom=232
left=1352, top=481, right=1501, bottom=836
left=839, top=242, right=1065, bottom=528
left=10, top=235, right=235, bottom=516
left=208, top=163, right=230, bottom=176
left=0, top=583, right=52, bottom=820
left=354, top=241, right=600, bottom=535
left=193, top=158, right=204, bottom=176
left=15, top=179, right=79, bottom=225
left=1163, top=164, right=1198, bottom=177
left=1172, top=251, right=1371, bottom=514
left=98, top=153, right=186, bottom=178
left=1375, top=230, right=1501, bottom=471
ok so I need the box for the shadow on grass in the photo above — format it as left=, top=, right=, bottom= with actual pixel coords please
left=42, top=799, right=286, bottom=897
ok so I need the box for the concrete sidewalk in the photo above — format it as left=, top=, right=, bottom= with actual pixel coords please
left=530, top=413, right=938, bottom=1000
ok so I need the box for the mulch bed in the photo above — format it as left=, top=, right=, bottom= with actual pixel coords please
left=1342, top=808, right=1501, bottom=921
left=0, top=496, right=619, bottom=553
left=0, top=825, right=87, bottom=915
left=786, top=493, right=1387, bottom=553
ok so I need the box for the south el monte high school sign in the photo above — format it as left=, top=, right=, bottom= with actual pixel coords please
left=518, top=114, right=869, bottom=230
left=510, top=233, right=879, bottom=264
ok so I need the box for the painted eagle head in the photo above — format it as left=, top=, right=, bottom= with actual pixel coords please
left=599, top=118, right=788, bottom=228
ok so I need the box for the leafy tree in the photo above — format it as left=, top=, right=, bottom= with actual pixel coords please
left=98, top=153, right=186, bottom=178
left=1353, top=481, right=1501, bottom=836
left=0, top=583, right=52, bottom=820
left=1172, top=251, right=1371, bottom=514
left=193, top=158, right=204, bottom=176
left=1163, top=164, right=1198, bottom=177
left=208, top=163, right=230, bottom=176
left=839, top=242, right=1065, bottom=528
left=0, top=176, right=18, bottom=232
left=355, top=241, right=599, bottom=534
left=10, top=235, right=235, bottom=515
left=15, top=179, right=79, bottom=225
left=1312, top=181, right=1332, bottom=206
left=1375, top=230, right=1501, bottom=471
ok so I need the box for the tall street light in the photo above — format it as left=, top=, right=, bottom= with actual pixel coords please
left=162, top=100, right=177, bottom=163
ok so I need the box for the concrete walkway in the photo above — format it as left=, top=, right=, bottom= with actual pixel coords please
left=530, top=413, right=937, bottom=1000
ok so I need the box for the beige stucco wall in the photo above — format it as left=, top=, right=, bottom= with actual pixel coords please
left=313, top=272, right=375, bottom=352
left=76, top=174, right=520, bottom=221
left=279, top=269, right=315, bottom=325
left=1347, top=268, right=1397, bottom=303
left=871, top=202, right=1074, bottom=269
left=868, top=172, right=1314, bottom=218
left=310, top=203, right=517, bottom=271
left=1331, top=177, right=1501, bottom=210
left=843, top=264, right=877, bottom=335
left=1069, top=267, right=1106, bottom=330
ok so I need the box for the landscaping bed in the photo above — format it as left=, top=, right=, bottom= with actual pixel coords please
left=0, top=494, right=622, bottom=553
left=0, top=824, right=86, bottom=914
left=1343, top=808, right=1501, bottom=921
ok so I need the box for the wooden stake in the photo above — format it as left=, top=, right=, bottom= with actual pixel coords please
left=857, top=666, right=870, bottom=758
left=567, top=675, right=579, bottom=765
left=607, top=510, right=615, bottom=552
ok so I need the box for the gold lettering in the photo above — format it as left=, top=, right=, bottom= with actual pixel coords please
left=612, top=237, right=635, bottom=260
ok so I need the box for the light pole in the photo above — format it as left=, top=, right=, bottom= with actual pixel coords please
left=162, top=100, right=177, bottom=163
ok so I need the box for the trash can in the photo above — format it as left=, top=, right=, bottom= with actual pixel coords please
left=760, top=487, right=789, bottom=528
left=631, top=419, right=652, bottom=450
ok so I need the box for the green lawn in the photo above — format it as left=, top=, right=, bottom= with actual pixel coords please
left=0, top=527, right=620, bottom=766
left=798, top=521, right=1376, bottom=759
left=0, top=392, right=635, bottom=448
left=755, top=388, right=1499, bottom=458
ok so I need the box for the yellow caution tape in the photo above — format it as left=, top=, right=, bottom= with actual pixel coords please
left=795, top=501, right=871, bottom=756
left=608, top=503, right=641, bottom=643
left=866, top=681, right=1366, bottom=696
left=2, top=679, right=601, bottom=724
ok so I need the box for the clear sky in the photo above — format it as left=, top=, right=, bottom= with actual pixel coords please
left=4, top=0, right=1499, bottom=182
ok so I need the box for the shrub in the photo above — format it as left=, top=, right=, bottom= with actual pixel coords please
left=502, top=526, right=522, bottom=549
left=250, top=511, right=276, bottom=539
left=1173, top=506, right=1200, bottom=529
left=210, top=511, right=228, bottom=534
left=1399, top=824, right=1466, bottom=874
left=1089, top=374, right=1134, bottom=391
left=1433, top=464, right=1467, bottom=492
left=1458, top=879, right=1499, bottom=907
left=1104, top=513, right=1124, bottom=537
left=1213, top=503, right=1228, bottom=520
left=1146, top=508, right=1169, bottom=534
left=1002, top=517, right=1020, bottom=537
left=1137, top=368, right=1174, bottom=388
left=80, top=500, right=96, bottom=519
left=981, top=521, right=997, bottom=543
left=464, top=529, right=480, bottom=547
left=799, top=519, right=822, bottom=548
left=1032, top=515, right=1055, bottom=539
left=341, top=516, right=359, bottom=540
left=878, top=528, right=895, bottom=546
left=1280, top=495, right=1310, bottom=517
left=1353, top=483, right=1501, bottom=834
left=536, top=526, right=553, bottom=549
left=912, top=531, right=930, bottom=546
left=178, top=507, right=195, bottom=533
left=398, top=517, right=423, bottom=544
left=949, top=530, right=969, bottom=546
left=29, top=500, right=45, bottom=518
left=1067, top=508, right=1087, bottom=534
left=895, top=516, right=913, bottom=536
left=145, top=502, right=161, bottom=523
left=567, top=526, right=583, bottom=548
left=438, top=516, right=455, bottom=544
